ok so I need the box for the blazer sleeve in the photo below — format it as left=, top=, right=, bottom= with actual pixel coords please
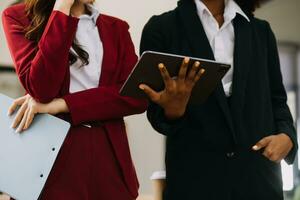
left=62, top=22, right=148, bottom=125
left=2, top=9, right=78, bottom=103
left=140, top=16, right=189, bottom=136
left=266, top=23, right=298, bottom=164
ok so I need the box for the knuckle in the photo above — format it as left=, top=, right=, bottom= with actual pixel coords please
left=184, top=86, right=193, bottom=93
left=187, top=76, right=194, bottom=82
left=177, top=88, right=186, bottom=95
left=194, top=75, right=201, bottom=81
left=178, top=74, right=185, bottom=80
left=167, top=86, right=176, bottom=93
left=28, top=108, right=34, bottom=115
left=152, top=96, right=160, bottom=102
left=269, top=155, right=278, bottom=162
left=166, top=79, right=173, bottom=86
left=266, top=149, right=272, bottom=155
left=31, top=104, right=37, bottom=110
left=168, top=89, right=175, bottom=95
left=266, top=152, right=273, bottom=158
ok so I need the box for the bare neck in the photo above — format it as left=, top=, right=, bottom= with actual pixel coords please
left=70, top=1, right=88, bottom=17
left=201, top=0, right=225, bottom=27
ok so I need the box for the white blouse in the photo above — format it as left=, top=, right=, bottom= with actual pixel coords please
left=69, top=5, right=103, bottom=93
left=194, top=0, right=250, bottom=96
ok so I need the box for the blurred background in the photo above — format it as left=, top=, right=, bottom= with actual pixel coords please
left=0, top=0, right=299, bottom=199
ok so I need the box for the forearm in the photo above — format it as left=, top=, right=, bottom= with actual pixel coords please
left=28, top=11, right=78, bottom=102
left=62, top=85, right=148, bottom=125
left=45, top=98, right=69, bottom=115
left=147, top=102, right=188, bottom=136
left=2, top=8, right=78, bottom=103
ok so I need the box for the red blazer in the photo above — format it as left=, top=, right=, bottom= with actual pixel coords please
left=2, top=4, right=148, bottom=197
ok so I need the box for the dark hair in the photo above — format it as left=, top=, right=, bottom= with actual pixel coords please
left=234, top=0, right=261, bottom=15
left=24, top=0, right=89, bottom=66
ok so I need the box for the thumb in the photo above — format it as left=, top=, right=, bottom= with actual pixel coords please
left=139, top=84, right=160, bottom=103
left=252, top=136, right=272, bottom=151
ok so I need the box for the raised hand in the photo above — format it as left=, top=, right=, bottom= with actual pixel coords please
left=54, top=0, right=75, bottom=15
left=140, top=57, right=205, bottom=120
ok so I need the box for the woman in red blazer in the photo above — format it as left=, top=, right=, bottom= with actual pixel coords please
left=2, top=0, right=147, bottom=199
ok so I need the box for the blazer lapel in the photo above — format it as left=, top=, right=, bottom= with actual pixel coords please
left=96, top=15, right=116, bottom=86
left=177, top=1, right=235, bottom=136
left=230, top=15, right=252, bottom=115
left=177, top=1, right=214, bottom=60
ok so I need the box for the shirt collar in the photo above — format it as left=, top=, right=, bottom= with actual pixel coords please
left=194, top=0, right=250, bottom=23
left=78, top=4, right=100, bottom=25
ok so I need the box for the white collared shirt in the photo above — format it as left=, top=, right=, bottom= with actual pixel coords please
left=69, top=5, right=103, bottom=93
left=194, top=0, right=250, bottom=96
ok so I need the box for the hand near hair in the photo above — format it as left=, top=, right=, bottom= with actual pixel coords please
left=54, top=0, right=75, bottom=15
left=54, top=0, right=96, bottom=16
left=8, top=94, right=69, bottom=133
left=139, top=58, right=205, bottom=120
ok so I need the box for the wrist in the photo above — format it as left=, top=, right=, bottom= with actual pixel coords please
left=56, top=98, right=69, bottom=113
left=46, top=98, right=69, bottom=115
left=164, top=107, right=185, bottom=120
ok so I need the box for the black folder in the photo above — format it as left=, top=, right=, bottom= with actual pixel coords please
left=120, top=51, right=231, bottom=105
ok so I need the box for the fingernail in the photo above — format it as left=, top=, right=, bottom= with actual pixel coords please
left=201, top=69, right=206, bottom=73
left=195, top=61, right=200, bottom=67
left=139, top=85, right=145, bottom=90
left=10, top=124, right=14, bottom=129
left=252, top=145, right=258, bottom=150
left=184, top=57, right=190, bottom=63
left=15, top=129, right=20, bottom=133
left=158, top=63, right=164, bottom=69
left=7, top=111, right=10, bottom=116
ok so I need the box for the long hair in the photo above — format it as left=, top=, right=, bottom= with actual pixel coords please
left=24, top=0, right=89, bottom=66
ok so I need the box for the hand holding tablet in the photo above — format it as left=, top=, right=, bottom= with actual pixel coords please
left=139, top=57, right=205, bottom=119
left=120, top=51, right=231, bottom=110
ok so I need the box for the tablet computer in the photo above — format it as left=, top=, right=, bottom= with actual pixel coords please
left=120, top=51, right=231, bottom=105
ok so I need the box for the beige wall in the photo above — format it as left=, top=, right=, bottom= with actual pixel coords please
left=0, top=1, right=14, bottom=65
left=96, top=0, right=177, bottom=195
left=255, top=0, right=300, bottom=44
left=0, top=0, right=299, bottom=196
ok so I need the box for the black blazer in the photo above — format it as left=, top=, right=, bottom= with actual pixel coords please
left=140, top=1, right=298, bottom=200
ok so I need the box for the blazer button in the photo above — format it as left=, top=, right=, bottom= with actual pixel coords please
left=226, top=152, right=235, bottom=158
left=82, top=123, right=92, bottom=128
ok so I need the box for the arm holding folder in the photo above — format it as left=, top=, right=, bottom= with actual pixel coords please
left=0, top=93, right=70, bottom=200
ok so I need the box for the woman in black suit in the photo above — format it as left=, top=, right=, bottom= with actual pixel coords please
left=139, top=0, right=297, bottom=199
